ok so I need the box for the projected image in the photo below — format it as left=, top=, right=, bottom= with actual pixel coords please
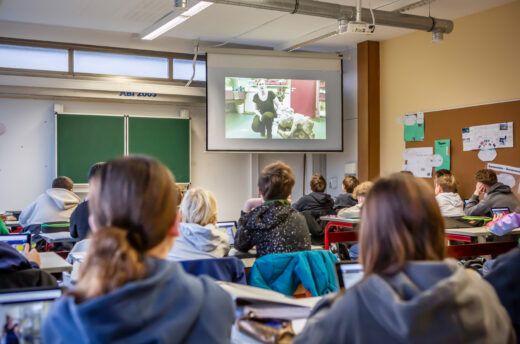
left=0, top=301, right=52, bottom=344
left=225, top=78, right=326, bottom=140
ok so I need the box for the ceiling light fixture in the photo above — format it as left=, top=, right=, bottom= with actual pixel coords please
left=141, top=1, right=213, bottom=40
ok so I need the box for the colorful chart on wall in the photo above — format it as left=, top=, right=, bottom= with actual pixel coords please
left=403, top=112, right=425, bottom=142
left=434, top=139, right=451, bottom=171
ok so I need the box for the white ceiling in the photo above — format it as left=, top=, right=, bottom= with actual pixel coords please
left=0, top=0, right=515, bottom=51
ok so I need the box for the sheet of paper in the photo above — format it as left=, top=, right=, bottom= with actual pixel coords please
left=462, top=122, right=513, bottom=152
left=487, top=163, right=520, bottom=199
left=403, top=147, right=433, bottom=178
left=403, top=112, right=425, bottom=142
left=434, top=139, right=451, bottom=171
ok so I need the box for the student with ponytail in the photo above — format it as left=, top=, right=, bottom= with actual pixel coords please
left=42, top=156, right=235, bottom=343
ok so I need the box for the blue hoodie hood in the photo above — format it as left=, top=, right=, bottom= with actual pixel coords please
left=0, top=242, right=37, bottom=272
left=42, top=258, right=235, bottom=344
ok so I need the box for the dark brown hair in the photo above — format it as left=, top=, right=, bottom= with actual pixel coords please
left=342, top=175, right=359, bottom=193
left=87, top=162, right=105, bottom=182
left=75, top=156, right=178, bottom=301
left=475, top=169, right=498, bottom=186
left=436, top=174, right=458, bottom=193
left=434, top=169, right=451, bottom=179
left=360, top=173, right=445, bottom=276
left=310, top=174, right=326, bottom=192
left=52, top=176, right=74, bottom=191
left=258, top=161, right=295, bottom=201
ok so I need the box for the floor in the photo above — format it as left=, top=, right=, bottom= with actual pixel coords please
left=225, top=112, right=326, bottom=140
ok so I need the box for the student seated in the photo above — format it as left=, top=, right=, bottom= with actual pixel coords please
left=293, top=174, right=334, bottom=215
left=485, top=245, right=520, bottom=342
left=334, top=175, right=359, bottom=211
left=19, top=176, right=80, bottom=231
left=168, top=187, right=230, bottom=261
left=0, top=243, right=57, bottom=290
left=295, top=173, right=514, bottom=344
left=337, top=181, right=373, bottom=218
left=434, top=173, right=464, bottom=217
left=465, top=169, right=520, bottom=216
left=235, top=161, right=311, bottom=257
left=69, top=162, right=104, bottom=241
left=42, top=156, right=234, bottom=343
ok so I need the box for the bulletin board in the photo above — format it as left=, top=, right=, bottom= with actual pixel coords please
left=406, top=100, right=520, bottom=199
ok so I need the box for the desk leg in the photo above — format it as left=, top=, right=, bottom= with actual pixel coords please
left=323, top=223, right=333, bottom=250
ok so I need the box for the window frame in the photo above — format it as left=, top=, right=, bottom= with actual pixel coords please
left=0, top=37, right=206, bottom=86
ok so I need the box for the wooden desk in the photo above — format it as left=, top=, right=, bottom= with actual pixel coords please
left=40, top=252, right=72, bottom=274
left=445, top=226, right=520, bottom=243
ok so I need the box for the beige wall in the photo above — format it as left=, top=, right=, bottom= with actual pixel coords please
left=379, top=1, right=520, bottom=175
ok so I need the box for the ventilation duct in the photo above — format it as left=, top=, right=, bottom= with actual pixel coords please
left=205, top=0, right=453, bottom=34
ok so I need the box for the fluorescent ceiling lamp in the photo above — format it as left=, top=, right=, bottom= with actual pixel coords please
left=183, top=1, right=213, bottom=16
left=141, top=1, right=213, bottom=40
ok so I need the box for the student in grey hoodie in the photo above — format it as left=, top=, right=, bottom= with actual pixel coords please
left=168, top=187, right=230, bottom=261
left=434, top=173, right=465, bottom=217
left=465, top=169, right=520, bottom=216
left=19, top=176, right=80, bottom=229
left=42, top=157, right=234, bottom=344
left=295, top=173, right=514, bottom=344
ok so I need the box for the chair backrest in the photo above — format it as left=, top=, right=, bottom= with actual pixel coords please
left=180, top=257, right=247, bottom=284
left=41, top=222, right=70, bottom=233
left=249, top=250, right=338, bottom=296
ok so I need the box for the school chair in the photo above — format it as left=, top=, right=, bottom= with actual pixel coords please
left=180, top=257, right=247, bottom=284
left=248, top=250, right=338, bottom=297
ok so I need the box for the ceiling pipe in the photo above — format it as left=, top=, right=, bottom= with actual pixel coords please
left=204, top=0, right=454, bottom=34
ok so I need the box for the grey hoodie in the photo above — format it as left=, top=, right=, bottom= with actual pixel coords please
left=436, top=192, right=465, bottom=217
left=19, top=188, right=80, bottom=227
left=295, top=259, right=515, bottom=344
left=465, top=182, right=520, bottom=216
left=168, top=222, right=230, bottom=261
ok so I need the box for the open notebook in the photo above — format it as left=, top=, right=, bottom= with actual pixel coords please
left=217, top=282, right=322, bottom=320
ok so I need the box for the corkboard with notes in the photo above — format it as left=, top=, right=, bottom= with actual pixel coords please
left=406, top=100, right=520, bottom=199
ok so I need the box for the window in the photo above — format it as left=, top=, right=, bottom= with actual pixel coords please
left=0, top=44, right=68, bottom=72
left=74, top=51, right=168, bottom=78
left=173, top=59, right=206, bottom=81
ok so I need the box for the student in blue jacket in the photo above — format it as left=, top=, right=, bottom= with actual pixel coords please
left=42, top=156, right=235, bottom=344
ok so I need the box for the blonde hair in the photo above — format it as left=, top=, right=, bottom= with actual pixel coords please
left=353, top=181, right=374, bottom=200
left=181, top=188, right=217, bottom=226
left=436, top=174, right=458, bottom=193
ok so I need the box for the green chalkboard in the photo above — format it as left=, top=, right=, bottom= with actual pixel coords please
left=128, top=117, right=190, bottom=183
left=56, top=114, right=125, bottom=184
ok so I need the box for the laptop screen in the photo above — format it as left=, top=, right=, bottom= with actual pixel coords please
left=216, top=221, right=237, bottom=246
left=0, top=288, right=62, bottom=343
left=336, top=262, right=364, bottom=289
left=0, top=234, right=30, bottom=253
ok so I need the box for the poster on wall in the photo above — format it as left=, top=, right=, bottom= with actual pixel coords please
left=487, top=163, right=520, bottom=199
left=403, top=147, right=433, bottom=178
left=434, top=139, right=451, bottom=171
left=403, top=112, right=424, bottom=142
left=462, top=122, right=513, bottom=152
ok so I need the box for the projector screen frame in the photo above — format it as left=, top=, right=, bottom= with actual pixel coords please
left=205, top=50, right=344, bottom=152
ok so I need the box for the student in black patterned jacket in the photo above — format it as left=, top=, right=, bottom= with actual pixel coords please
left=235, top=161, right=311, bottom=257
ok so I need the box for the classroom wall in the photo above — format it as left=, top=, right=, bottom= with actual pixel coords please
left=0, top=99, right=251, bottom=220
left=379, top=1, right=520, bottom=175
